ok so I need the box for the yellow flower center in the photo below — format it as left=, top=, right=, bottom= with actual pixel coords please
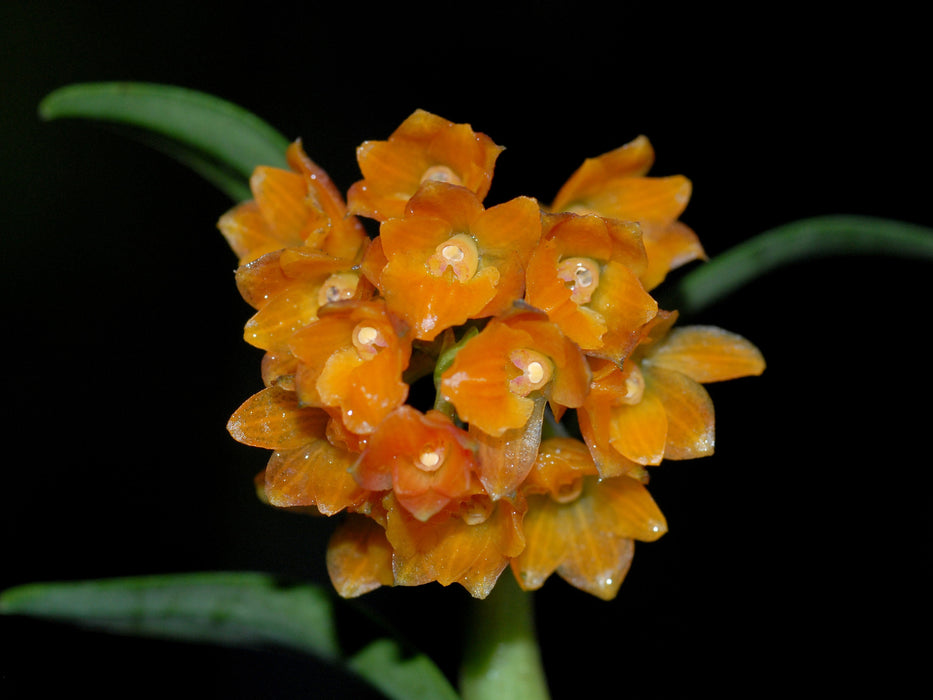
left=620, top=363, right=645, bottom=405
left=420, top=164, right=463, bottom=187
left=556, top=256, right=600, bottom=304
left=415, top=445, right=446, bottom=472
left=317, top=272, right=359, bottom=307
left=427, top=233, right=480, bottom=281
left=509, top=349, right=554, bottom=396
left=352, top=323, right=386, bottom=360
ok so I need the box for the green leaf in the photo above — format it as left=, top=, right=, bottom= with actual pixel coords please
left=348, top=639, right=461, bottom=700
left=1, top=572, right=460, bottom=700
left=39, top=82, right=291, bottom=201
left=662, top=215, right=933, bottom=315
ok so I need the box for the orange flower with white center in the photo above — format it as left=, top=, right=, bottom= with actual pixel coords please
left=233, top=246, right=375, bottom=353
left=511, top=437, right=667, bottom=600
left=550, top=135, right=706, bottom=290
left=288, top=300, right=411, bottom=435
left=351, top=406, right=480, bottom=522
left=373, top=181, right=541, bottom=341
left=578, top=310, right=765, bottom=476
left=347, top=109, right=504, bottom=221
left=525, top=212, right=659, bottom=362
left=439, top=307, right=590, bottom=498
left=219, top=140, right=369, bottom=265
left=226, top=384, right=369, bottom=515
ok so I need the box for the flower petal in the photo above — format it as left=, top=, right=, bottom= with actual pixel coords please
left=326, top=515, right=395, bottom=598
left=227, top=385, right=329, bottom=450
left=551, top=135, right=656, bottom=212
left=557, top=535, right=634, bottom=601
left=510, top=494, right=568, bottom=591
left=470, top=394, right=546, bottom=499
left=592, top=475, right=668, bottom=541
left=645, top=366, right=715, bottom=459
left=589, top=260, right=658, bottom=361
left=264, top=440, right=367, bottom=515
left=251, top=166, right=319, bottom=244
left=217, top=201, right=281, bottom=265
left=380, top=254, right=499, bottom=341
left=385, top=495, right=525, bottom=599
left=608, top=389, right=668, bottom=466
left=641, top=221, right=707, bottom=291
left=646, top=325, right=766, bottom=383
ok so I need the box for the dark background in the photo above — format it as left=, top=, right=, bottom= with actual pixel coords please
left=3, top=2, right=930, bottom=698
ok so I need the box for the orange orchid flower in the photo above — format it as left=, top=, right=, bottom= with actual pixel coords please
left=373, top=181, right=541, bottom=341
left=288, top=300, right=412, bottom=435
left=226, top=384, right=370, bottom=515
left=352, top=406, right=481, bottom=522
left=219, top=140, right=369, bottom=265
left=578, top=310, right=766, bottom=475
left=383, top=492, right=526, bottom=599
left=347, top=109, right=504, bottom=221
left=234, top=246, right=376, bottom=353
left=550, top=135, right=706, bottom=290
left=512, top=437, right=667, bottom=600
left=525, top=211, right=659, bottom=362
left=439, top=306, right=590, bottom=498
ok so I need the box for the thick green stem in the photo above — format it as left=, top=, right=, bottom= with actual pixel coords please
left=458, top=573, right=550, bottom=700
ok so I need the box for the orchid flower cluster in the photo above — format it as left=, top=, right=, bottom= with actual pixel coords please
left=220, top=110, right=765, bottom=601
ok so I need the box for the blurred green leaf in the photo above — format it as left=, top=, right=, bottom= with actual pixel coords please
left=39, top=82, right=290, bottom=201
left=663, top=215, right=933, bottom=315
left=1, top=572, right=460, bottom=700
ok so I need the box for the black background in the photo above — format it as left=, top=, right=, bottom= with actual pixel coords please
left=3, top=2, right=931, bottom=698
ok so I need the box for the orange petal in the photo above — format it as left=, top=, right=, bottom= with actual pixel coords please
left=326, top=514, right=395, bottom=598
left=470, top=395, right=545, bottom=499
left=551, top=135, right=656, bottom=212
left=641, top=221, right=707, bottom=291
left=242, top=282, right=323, bottom=350
left=286, top=141, right=369, bottom=261
left=233, top=250, right=290, bottom=309
left=513, top=476, right=651, bottom=600
left=404, top=181, right=485, bottom=232
left=380, top=255, right=499, bottom=341
left=645, top=366, right=715, bottom=460
left=589, top=260, right=658, bottom=361
left=472, top=195, right=542, bottom=260
left=217, top=201, right=282, bottom=265
left=510, top=494, right=568, bottom=591
left=440, top=323, right=536, bottom=436
left=593, top=475, right=668, bottom=542
left=264, top=440, right=368, bottom=515
left=557, top=534, right=634, bottom=601
left=251, top=166, right=319, bottom=245
left=581, top=175, right=692, bottom=230
left=645, top=325, right=766, bottom=383
left=385, top=495, right=525, bottom=599
left=261, top=348, right=298, bottom=389
left=608, top=389, right=668, bottom=466
left=339, top=347, right=410, bottom=434
left=523, top=437, right=599, bottom=500
left=227, top=385, right=329, bottom=450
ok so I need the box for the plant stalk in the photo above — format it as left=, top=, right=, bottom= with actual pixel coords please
left=458, top=573, right=550, bottom=700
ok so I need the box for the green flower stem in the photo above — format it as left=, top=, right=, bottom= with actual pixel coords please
left=663, top=214, right=933, bottom=315
left=459, top=573, right=551, bottom=700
